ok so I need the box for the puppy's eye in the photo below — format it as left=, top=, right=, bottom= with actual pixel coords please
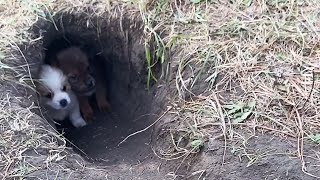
left=87, top=66, right=93, bottom=73
left=68, top=75, right=78, bottom=82
left=62, top=85, right=67, bottom=91
left=45, top=93, right=52, bottom=99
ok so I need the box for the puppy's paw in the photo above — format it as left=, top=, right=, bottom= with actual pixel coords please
left=78, top=96, right=94, bottom=121
left=82, top=108, right=95, bottom=121
left=97, top=99, right=111, bottom=113
left=71, top=117, right=87, bottom=128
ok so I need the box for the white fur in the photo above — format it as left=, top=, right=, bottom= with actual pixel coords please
left=38, top=65, right=87, bottom=128
left=39, top=65, right=70, bottom=110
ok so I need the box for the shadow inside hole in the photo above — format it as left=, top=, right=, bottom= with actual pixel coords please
left=37, top=12, right=165, bottom=166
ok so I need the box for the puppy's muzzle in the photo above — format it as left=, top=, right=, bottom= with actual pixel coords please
left=85, top=76, right=96, bottom=91
left=86, top=77, right=95, bottom=89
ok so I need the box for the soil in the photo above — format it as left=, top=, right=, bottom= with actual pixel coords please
left=26, top=10, right=177, bottom=178
left=191, top=134, right=320, bottom=180
left=10, top=9, right=319, bottom=180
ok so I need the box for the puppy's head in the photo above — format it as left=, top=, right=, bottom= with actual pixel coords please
left=54, top=47, right=95, bottom=96
left=36, top=65, right=71, bottom=110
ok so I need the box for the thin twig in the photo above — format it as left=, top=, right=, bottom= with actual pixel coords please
left=210, top=95, right=227, bottom=166
left=295, top=108, right=308, bottom=176
left=118, top=106, right=172, bottom=146
left=301, top=70, right=315, bottom=110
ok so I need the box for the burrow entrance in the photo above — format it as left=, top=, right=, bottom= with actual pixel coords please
left=31, top=12, right=170, bottom=165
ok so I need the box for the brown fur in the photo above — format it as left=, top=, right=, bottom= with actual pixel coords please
left=55, top=47, right=94, bottom=95
left=50, top=47, right=111, bottom=121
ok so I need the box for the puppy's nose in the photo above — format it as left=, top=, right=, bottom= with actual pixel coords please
left=59, top=99, right=68, bottom=107
left=86, top=79, right=95, bottom=88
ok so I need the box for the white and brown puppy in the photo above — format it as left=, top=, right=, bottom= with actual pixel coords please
left=36, top=65, right=87, bottom=128
left=45, top=46, right=111, bottom=121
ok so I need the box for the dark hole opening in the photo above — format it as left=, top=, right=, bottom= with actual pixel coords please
left=33, top=12, right=167, bottom=166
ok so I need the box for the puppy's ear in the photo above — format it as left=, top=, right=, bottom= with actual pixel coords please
left=80, top=44, right=97, bottom=61
left=34, top=80, right=40, bottom=94
left=34, top=80, right=46, bottom=96
left=36, top=82, right=53, bottom=99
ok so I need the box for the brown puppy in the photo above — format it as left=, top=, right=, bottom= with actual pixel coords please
left=50, top=47, right=110, bottom=121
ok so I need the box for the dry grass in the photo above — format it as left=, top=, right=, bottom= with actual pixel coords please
left=0, top=90, right=69, bottom=179
left=0, top=1, right=112, bottom=179
left=151, top=0, right=320, bottom=177
left=1, top=0, right=320, bottom=179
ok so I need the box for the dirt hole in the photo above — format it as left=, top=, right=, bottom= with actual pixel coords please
left=32, top=12, right=169, bottom=165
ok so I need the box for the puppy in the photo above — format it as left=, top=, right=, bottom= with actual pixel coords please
left=36, top=65, right=87, bottom=128
left=46, top=46, right=111, bottom=121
